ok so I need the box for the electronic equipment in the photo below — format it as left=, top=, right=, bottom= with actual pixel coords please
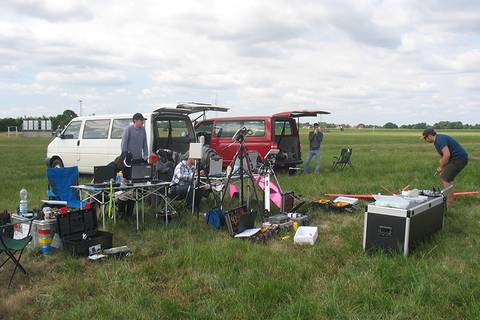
left=267, top=214, right=289, bottom=225
left=264, top=148, right=280, bottom=159
left=209, top=156, right=223, bottom=177
left=93, top=165, right=116, bottom=184
left=232, top=127, right=251, bottom=143
left=130, top=164, right=152, bottom=183
left=225, top=205, right=256, bottom=236
left=189, top=142, right=203, bottom=159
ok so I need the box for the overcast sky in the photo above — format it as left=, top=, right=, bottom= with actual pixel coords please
left=0, top=0, right=479, bottom=125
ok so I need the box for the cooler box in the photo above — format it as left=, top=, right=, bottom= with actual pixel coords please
left=294, top=226, right=318, bottom=245
left=363, top=196, right=445, bottom=256
left=57, top=208, right=113, bottom=256
left=11, top=214, right=58, bottom=253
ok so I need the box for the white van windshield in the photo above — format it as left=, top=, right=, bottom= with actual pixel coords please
left=63, top=121, right=81, bottom=139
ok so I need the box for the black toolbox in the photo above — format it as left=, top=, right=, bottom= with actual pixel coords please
left=57, top=208, right=113, bottom=256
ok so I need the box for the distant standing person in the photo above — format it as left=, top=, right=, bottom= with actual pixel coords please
left=121, top=113, right=148, bottom=161
left=422, top=128, right=468, bottom=204
left=304, top=123, right=323, bottom=174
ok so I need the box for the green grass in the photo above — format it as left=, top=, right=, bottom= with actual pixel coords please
left=0, top=129, right=479, bottom=319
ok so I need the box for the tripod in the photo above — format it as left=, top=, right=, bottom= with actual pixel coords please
left=257, top=153, right=282, bottom=215
left=219, top=130, right=262, bottom=218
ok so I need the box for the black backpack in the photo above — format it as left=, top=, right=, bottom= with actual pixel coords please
left=1, top=210, right=14, bottom=239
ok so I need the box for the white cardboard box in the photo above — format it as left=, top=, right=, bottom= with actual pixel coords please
left=294, top=226, right=318, bottom=245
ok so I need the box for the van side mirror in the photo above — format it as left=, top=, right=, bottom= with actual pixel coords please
left=61, top=133, right=74, bottom=139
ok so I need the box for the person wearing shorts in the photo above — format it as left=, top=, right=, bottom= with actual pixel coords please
left=422, top=127, right=468, bottom=204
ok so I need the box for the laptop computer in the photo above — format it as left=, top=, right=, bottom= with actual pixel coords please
left=93, top=165, right=116, bottom=184
left=130, top=164, right=152, bottom=183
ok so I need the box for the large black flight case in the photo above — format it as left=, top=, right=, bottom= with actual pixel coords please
left=57, top=208, right=113, bottom=256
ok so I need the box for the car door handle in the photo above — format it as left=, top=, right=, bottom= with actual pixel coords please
left=77, top=140, right=80, bottom=146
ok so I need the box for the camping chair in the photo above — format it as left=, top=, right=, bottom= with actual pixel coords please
left=1, top=218, right=33, bottom=288
left=332, top=148, right=354, bottom=170
left=46, top=166, right=85, bottom=209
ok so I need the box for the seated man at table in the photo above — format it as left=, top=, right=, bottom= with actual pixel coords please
left=170, top=153, right=203, bottom=211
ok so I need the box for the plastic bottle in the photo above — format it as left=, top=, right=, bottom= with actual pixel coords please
left=118, top=171, right=124, bottom=185
left=226, top=165, right=232, bottom=177
left=19, top=187, right=28, bottom=216
left=293, top=221, right=299, bottom=232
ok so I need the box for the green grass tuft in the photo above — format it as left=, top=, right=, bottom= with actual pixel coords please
left=0, top=129, right=479, bottom=319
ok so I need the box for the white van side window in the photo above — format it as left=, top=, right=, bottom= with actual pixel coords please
left=111, top=119, right=131, bottom=139
left=83, top=119, right=111, bottom=139
left=63, top=121, right=82, bottom=139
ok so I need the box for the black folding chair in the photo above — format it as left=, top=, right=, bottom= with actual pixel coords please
left=332, top=148, right=354, bottom=170
left=0, top=218, right=33, bottom=288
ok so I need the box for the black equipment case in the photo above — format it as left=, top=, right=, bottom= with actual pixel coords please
left=363, top=196, right=445, bottom=256
left=57, top=208, right=113, bottom=256
left=225, top=205, right=256, bottom=237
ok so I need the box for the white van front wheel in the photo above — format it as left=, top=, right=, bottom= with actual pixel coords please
left=51, top=158, right=64, bottom=168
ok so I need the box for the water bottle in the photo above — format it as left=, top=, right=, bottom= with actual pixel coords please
left=19, top=187, right=28, bottom=216
left=115, top=171, right=121, bottom=184
left=118, top=171, right=124, bottom=185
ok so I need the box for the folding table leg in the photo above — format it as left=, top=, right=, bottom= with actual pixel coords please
left=165, top=186, right=168, bottom=225
left=135, top=189, right=139, bottom=231
left=102, top=192, right=106, bottom=230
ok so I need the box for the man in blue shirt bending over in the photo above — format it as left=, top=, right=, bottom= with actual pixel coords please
left=423, top=127, right=468, bottom=204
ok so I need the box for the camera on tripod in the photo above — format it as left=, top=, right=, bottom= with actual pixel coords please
left=232, top=127, right=252, bottom=143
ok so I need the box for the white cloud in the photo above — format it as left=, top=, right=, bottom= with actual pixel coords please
left=35, top=69, right=128, bottom=86
left=2, top=0, right=93, bottom=21
left=0, top=0, right=479, bottom=125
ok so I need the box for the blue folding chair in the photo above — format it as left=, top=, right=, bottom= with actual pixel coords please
left=46, top=166, right=84, bottom=209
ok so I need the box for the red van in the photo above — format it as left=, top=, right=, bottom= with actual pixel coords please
left=195, top=111, right=329, bottom=167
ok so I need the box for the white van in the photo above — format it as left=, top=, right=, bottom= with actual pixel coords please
left=46, top=107, right=198, bottom=174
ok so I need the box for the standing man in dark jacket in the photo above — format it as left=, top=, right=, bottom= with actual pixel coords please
left=304, top=123, right=323, bottom=174
left=423, top=127, right=468, bottom=204
left=121, top=113, right=148, bottom=161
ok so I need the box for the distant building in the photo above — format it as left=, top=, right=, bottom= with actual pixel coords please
left=356, top=123, right=365, bottom=129
left=22, top=119, right=53, bottom=137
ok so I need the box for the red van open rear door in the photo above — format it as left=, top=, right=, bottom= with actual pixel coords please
left=272, top=110, right=330, bottom=167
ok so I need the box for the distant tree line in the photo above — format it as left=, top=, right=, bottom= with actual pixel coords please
left=302, top=121, right=480, bottom=130
left=384, top=121, right=480, bottom=129
left=0, top=110, right=78, bottom=132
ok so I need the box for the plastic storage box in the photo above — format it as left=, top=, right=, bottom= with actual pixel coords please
left=57, top=208, right=113, bottom=256
left=294, top=226, right=318, bottom=245
left=11, top=214, right=58, bottom=253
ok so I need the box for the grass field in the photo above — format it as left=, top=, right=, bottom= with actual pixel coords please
left=0, top=129, right=479, bottom=319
